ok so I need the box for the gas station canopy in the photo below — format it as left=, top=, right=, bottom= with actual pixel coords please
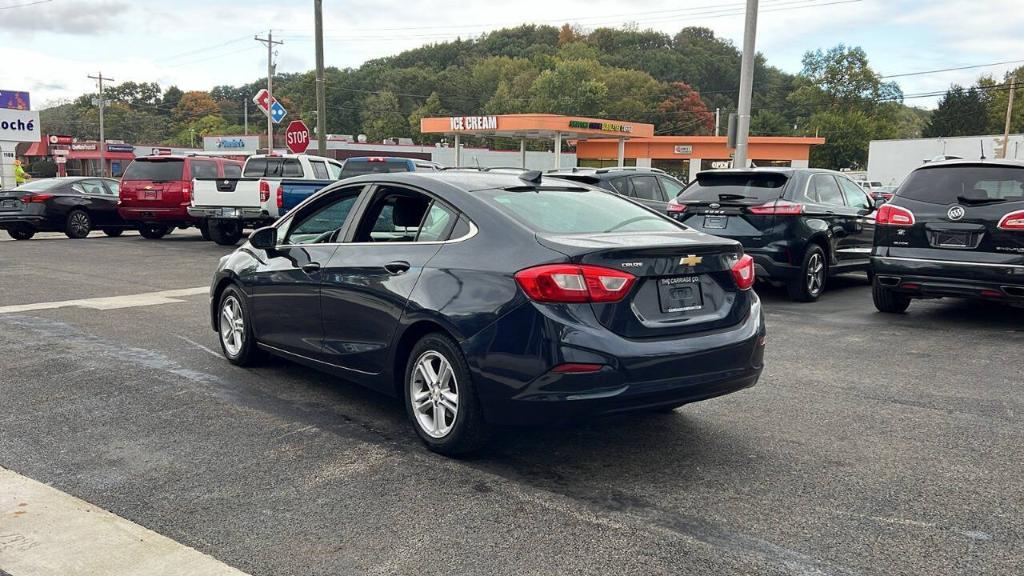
left=420, top=114, right=654, bottom=168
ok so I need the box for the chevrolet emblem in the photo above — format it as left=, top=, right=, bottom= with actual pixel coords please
left=144, top=185, right=152, bottom=190
left=679, top=254, right=702, bottom=267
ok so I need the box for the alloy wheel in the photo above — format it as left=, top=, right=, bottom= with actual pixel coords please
left=219, top=295, right=245, bottom=356
left=410, top=350, right=459, bottom=438
left=70, top=212, right=90, bottom=236
left=806, top=253, right=824, bottom=295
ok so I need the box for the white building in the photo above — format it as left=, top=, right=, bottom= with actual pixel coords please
left=868, top=133, right=1024, bottom=187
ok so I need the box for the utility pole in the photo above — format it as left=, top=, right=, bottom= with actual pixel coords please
left=732, top=0, right=758, bottom=168
left=244, top=99, right=248, bottom=135
left=87, top=72, right=113, bottom=176
left=314, top=0, right=327, bottom=156
left=255, top=31, right=283, bottom=153
left=1001, top=74, right=1017, bottom=159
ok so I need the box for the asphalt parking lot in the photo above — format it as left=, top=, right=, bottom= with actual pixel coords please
left=1, top=231, right=1022, bottom=576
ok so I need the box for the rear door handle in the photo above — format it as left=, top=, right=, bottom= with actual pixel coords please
left=384, top=261, right=411, bottom=275
left=301, top=262, right=321, bottom=274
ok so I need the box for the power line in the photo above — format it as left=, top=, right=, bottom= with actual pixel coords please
left=0, top=0, right=52, bottom=9
left=881, top=58, right=1024, bottom=79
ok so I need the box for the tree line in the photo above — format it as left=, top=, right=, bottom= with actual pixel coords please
left=40, top=24, right=939, bottom=169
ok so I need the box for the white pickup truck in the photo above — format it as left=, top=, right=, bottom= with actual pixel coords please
left=189, top=153, right=343, bottom=245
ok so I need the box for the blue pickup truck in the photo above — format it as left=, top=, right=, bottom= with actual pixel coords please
left=277, top=179, right=336, bottom=217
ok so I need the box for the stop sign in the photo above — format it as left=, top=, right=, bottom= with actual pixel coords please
left=285, top=120, right=310, bottom=154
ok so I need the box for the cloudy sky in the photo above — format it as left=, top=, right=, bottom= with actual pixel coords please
left=1, top=0, right=1022, bottom=110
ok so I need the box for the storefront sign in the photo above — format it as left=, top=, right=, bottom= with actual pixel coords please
left=0, top=109, right=40, bottom=142
left=702, top=160, right=732, bottom=170
left=71, top=143, right=98, bottom=151
left=568, top=119, right=633, bottom=134
left=448, top=116, right=497, bottom=131
left=203, top=135, right=259, bottom=151
left=151, top=147, right=173, bottom=156
left=49, top=134, right=73, bottom=145
left=673, top=145, right=693, bottom=155
left=107, top=143, right=135, bottom=153
left=0, top=91, right=30, bottom=111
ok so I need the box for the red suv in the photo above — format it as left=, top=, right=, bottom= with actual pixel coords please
left=119, top=156, right=243, bottom=239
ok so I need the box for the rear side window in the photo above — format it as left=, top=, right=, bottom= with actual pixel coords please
left=309, top=160, right=330, bottom=179
left=223, top=164, right=242, bottom=178
left=630, top=175, right=665, bottom=201
left=190, top=160, right=218, bottom=179
left=282, top=159, right=303, bottom=177
left=340, top=159, right=411, bottom=178
left=838, top=177, right=871, bottom=210
left=900, top=165, right=1024, bottom=204
left=243, top=158, right=267, bottom=177
left=680, top=172, right=788, bottom=203
left=607, top=178, right=630, bottom=195
left=809, top=175, right=845, bottom=206
left=480, top=188, right=682, bottom=235
left=123, top=159, right=184, bottom=181
left=658, top=176, right=685, bottom=198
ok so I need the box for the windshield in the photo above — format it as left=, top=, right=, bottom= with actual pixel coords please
left=479, top=188, right=683, bottom=234
left=899, top=165, right=1024, bottom=204
left=679, top=172, right=788, bottom=203
left=123, top=159, right=185, bottom=182
left=340, top=160, right=410, bottom=178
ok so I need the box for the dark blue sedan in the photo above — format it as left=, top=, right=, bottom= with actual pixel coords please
left=208, top=171, right=766, bottom=455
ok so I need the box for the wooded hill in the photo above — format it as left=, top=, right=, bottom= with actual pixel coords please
left=40, top=24, right=934, bottom=169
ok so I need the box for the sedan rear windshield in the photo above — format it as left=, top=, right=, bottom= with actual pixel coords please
left=899, top=165, right=1024, bottom=204
left=123, top=159, right=184, bottom=182
left=678, top=172, right=788, bottom=203
left=479, top=188, right=683, bottom=235
left=15, top=179, right=64, bottom=191
left=340, top=160, right=410, bottom=178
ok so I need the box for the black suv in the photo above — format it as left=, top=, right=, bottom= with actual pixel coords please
left=674, top=168, right=880, bottom=301
left=547, top=167, right=687, bottom=213
left=871, top=159, right=1024, bottom=313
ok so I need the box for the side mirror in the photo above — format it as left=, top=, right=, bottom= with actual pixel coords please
left=249, top=226, right=277, bottom=250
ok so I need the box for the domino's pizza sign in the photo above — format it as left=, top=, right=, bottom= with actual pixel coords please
left=0, top=109, right=40, bottom=142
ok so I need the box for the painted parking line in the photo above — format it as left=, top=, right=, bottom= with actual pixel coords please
left=0, top=287, right=208, bottom=315
left=0, top=467, right=248, bottom=576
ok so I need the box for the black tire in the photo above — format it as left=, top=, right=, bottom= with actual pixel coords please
left=787, top=244, right=827, bottom=302
left=208, top=220, right=243, bottom=246
left=199, top=220, right=211, bottom=240
left=102, top=228, right=124, bottom=237
left=138, top=224, right=170, bottom=239
left=64, top=209, right=92, bottom=239
left=650, top=402, right=686, bottom=414
left=872, top=278, right=912, bottom=314
left=7, top=228, right=34, bottom=240
left=404, top=333, right=489, bottom=456
left=216, top=285, right=262, bottom=366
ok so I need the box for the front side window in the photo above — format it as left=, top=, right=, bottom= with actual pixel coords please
left=284, top=187, right=362, bottom=245
left=80, top=179, right=108, bottom=195
left=838, top=177, right=870, bottom=210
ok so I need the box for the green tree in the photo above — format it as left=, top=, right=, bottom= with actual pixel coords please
left=751, top=110, right=790, bottom=136
left=361, top=91, right=408, bottom=142
left=528, top=59, right=607, bottom=116
left=161, top=86, right=183, bottom=115
left=979, top=68, right=1024, bottom=135
left=922, top=85, right=988, bottom=137
left=408, top=92, right=446, bottom=144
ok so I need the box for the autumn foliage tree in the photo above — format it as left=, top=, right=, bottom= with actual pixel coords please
left=653, top=82, right=714, bottom=135
left=172, top=91, right=220, bottom=124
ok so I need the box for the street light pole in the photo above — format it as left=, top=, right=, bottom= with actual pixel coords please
left=314, top=0, right=327, bottom=156
left=87, top=72, right=113, bottom=176
left=732, top=0, right=759, bottom=168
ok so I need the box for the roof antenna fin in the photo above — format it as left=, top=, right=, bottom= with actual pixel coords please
left=519, top=170, right=542, bottom=184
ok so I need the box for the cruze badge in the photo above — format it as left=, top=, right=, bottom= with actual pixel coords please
left=947, top=205, right=966, bottom=221
left=679, top=255, right=703, bottom=267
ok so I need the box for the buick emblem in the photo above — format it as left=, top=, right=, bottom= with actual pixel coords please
left=947, top=205, right=965, bottom=221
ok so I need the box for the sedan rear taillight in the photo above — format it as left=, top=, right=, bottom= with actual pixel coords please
left=20, top=193, right=53, bottom=203
left=259, top=180, right=270, bottom=203
left=876, top=204, right=915, bottom=226
left=276, top=185, right=284, bottom=209
left=731, top=254, right=755, bottom=291
left=748, top=200, right=804, bottom=215
left=997, top=210, right=1024, bottom=231
left=515, top=264, right=636, bottom=303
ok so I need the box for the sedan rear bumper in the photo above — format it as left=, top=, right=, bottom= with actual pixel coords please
left=0, top=214, right=46, bottom=228
left=464, top=295, right=766, bottom=425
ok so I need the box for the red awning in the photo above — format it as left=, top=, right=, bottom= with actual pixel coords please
left=67, top=150, right=136, bottom=160
left=22, top=140, right=48, bottom=156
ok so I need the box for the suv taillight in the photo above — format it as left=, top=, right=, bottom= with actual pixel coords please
left=731, top=254, right=755, bottom=291
left=748, top=200, right=804, bottom=215
left=276, top=185, right=284, bottom=209
left=876, top=204, right=915, bottom=226
left=997, top=210, right=1024, bottom=231
left=259, top=180, right=270, bottom=203
left=666, top=198, right=686, bottom=214
left=515, top=264, right=635, bottom=303
left=181, top=183, right=191, bottom=204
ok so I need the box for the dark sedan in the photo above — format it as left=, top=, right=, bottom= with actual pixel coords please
left=208, top=171, right=766, bottom=454
left=0, top=177, right=130, bottom=240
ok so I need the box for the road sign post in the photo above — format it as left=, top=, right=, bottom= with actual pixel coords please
left=285, top=120, right=310, bottom=154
